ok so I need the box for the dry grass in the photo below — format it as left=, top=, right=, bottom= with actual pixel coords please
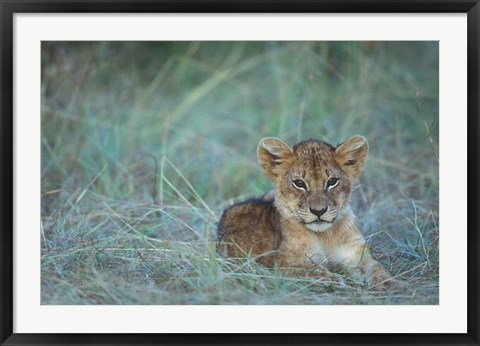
left=41, top=41, right=439, bottom=304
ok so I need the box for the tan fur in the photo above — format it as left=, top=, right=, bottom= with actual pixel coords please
left=218, top=136, right=401, bottom=289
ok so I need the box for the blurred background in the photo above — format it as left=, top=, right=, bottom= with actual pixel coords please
left=41, top=41, right=439, bottom=304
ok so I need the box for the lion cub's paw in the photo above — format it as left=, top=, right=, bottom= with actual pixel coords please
left=369, top=277, right=408, bottom=291
left=386, top=279, right=408, bottom=290
left=364, top=262, right=401, bottom=290
left=314, top=268, right=346, bottom=287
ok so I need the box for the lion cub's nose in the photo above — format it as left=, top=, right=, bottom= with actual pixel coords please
left=309, top=206, right=328, bottom=218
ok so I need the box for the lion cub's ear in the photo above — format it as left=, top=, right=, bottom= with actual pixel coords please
left=257, top=137, right=293, bottom=181
left=335, top=135, right=369, bottom=177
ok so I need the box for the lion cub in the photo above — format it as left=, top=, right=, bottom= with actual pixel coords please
left=218, top=136, right=398, bottom=289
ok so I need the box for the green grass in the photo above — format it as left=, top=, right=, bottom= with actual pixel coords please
left=41, top=41, right=439, bottom=304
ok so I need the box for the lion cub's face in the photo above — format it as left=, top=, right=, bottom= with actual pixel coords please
left=257, top=136, right=368, bottom=233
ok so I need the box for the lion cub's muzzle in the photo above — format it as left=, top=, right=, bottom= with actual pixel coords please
left=309, top=206, right=327, bottom=218
left=308, top=206, right=337, bottom=223
left=300, top=206, right=338, bottom=232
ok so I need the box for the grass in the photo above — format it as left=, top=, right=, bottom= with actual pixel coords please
left=41, top=41, right=439, bottom=304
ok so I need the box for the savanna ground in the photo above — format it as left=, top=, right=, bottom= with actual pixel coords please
left=41, top=41, right=439, bottom=304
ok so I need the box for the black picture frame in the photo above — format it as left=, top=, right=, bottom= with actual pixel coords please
left=1, top=1, right=478, bottom=345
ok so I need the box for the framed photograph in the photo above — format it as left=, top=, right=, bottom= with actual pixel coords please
left=1, top=1, right=478, bottom=345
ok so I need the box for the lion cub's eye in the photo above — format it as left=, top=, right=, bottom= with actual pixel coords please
left=292, top=179, right=307, bottom=190
left=327, top=177, right=339, bottom=188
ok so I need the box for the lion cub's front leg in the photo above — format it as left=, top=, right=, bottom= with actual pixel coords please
left=356, top=253, right=394, bottom=289
left=330, top=229, right=402, bottom=289
left=276, top=240, right=345, bottom=286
